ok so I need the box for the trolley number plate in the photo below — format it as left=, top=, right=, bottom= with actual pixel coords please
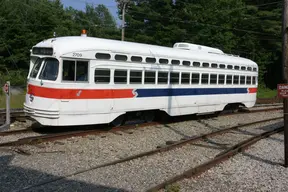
left=73, top=53, right=82, bottom=57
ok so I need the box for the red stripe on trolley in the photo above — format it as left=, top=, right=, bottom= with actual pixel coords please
left=27, top=84, right=135, bottom=99
left=248, top=88, right=258, bottom=93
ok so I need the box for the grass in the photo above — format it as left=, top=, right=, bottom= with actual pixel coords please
left=165, top=184, right=180, bottom=192
left=0, top=92, right=26, bottom=109
left=257, top=86, right=277, bottom=99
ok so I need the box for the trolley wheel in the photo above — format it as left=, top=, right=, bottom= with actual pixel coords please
left=143, top=111, right=155, bottom=122
left=111, top=115, right=125, bottom=127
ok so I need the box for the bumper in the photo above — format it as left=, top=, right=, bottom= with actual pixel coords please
left=24, top=104, right=59, bottom=119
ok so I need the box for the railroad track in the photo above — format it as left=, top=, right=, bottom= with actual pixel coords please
left=0, top=105, right=283, bottom=143
left=0, top=105, right=283, bottom=141
left=20, top=116, right=283, bottom=191
left=0, top=104, right=283, bottom=120
left=146, top=125, right=283, bottom=192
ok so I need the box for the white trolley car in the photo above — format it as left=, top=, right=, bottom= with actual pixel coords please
left=24, top=31, right=258, bottom=126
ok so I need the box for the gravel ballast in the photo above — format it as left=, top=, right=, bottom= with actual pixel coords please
left=177, top=133, right=288, bottom=192
left=0, top=110, right=285, bottom=192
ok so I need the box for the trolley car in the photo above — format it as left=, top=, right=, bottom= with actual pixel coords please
left=24, top=31, right=258, bottom=126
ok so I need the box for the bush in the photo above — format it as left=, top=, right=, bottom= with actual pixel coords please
left=0, top=70, right=28, bottom=86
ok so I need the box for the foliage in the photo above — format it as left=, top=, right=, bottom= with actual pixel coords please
left=0, top=0, right=283, bottom=90
left=0, top=93, right=26, bottom=109
left=0, top=0, right=120, bottom=86
left=164, top=184, right=181, bottom=192
left=117, top=0, right=282, bottom=88
left=257, top=85, right=277, bottom=98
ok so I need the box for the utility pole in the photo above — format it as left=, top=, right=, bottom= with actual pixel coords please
left=282, top=0, right=288, bottom=167
left=121, top=0, right=129, bottom=41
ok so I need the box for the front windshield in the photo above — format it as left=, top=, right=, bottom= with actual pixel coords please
left=30, top=58, right=43, bottom=78
left=39, top=58, right=59, bottom=81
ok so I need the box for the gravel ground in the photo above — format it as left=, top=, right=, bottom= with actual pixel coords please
left=0, top=120, right=42, bottom=144
left=0, top=110, right=284, bottom=192
left=177, top=133, right=287, bottom=192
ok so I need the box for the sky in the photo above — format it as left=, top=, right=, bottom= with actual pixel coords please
left=61, top=0, right=120, bottom=25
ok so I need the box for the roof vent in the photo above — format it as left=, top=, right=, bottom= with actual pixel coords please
left=173, top=43, right=223, bottom=54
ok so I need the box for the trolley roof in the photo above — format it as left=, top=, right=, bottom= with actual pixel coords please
left=33, top=36, right=258, bottom=67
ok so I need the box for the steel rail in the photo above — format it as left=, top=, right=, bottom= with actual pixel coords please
left=146, top=126, right=283, bottom=192
left=0, top=105, right=283, bottom=121
left=20, top=117, right=282, bottom=191
left=0, top=122, right=158, bottom=147
left=0, top=128, right=32, bottom=136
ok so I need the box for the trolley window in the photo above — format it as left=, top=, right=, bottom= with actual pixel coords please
left=252, top=76, right=256, bottom=85
left=76, top=61, right=88, bottom=81
left=146, top=57, right=156, bottom=63
left=193, top=62, right=200, bottom=67
left=171, top=60, right=180, bottom=65
left=218, top=74, right=225, bottom=84
left=62, top=60, right=75, bottom=81
left=30, top=58, right=43, bottom=78
left=234, top=66, right=240, bottom=70
left=95, top=53, right=111, bottom=60
left=201, top=74, right=209, bottom=84
left=170, top=72, right=179, bottom=84
left=39, top=58, right=59, bottom=81
left=62, top=60, right=88, bottom=82
left=240, top=76, right=246, bottom=85
left=144, top=71, right=155, bottom=84
left=226, top=75, right=232, bottom=84
left=227, top=65, right=233, bottom=69
left=246, top=76, right=252, bottom=85
left=131, top=56, right=142, bottom=62
left=253, top=67, right=257, bottom=71
left=115, top=54, right=127, bottom=61
left=130, top=70, right=142, bottom=84
left=247, top=67, right=252, bottom=71
left=159, top=58, right=169, bottom=64
left=233, top=75, right=239, bottom=85
left=158, top=72, right=168, bottom=84
left=211, top=63, right=218, bottom=68
left=114, top=70, right=127, bottom=84
left=241, top=66, right=246, bottom=71
left=191, top=73, right=200, bottom=84
left=210, top=74, right=217, bottom=84
left=94, top=68, right=110, bottom=83
left=202, top=63, right=209, bottom=68
left=181, top=73, right=190, bottom=84
left=182, top=61, right=190, bottom=66
left=219, top=64, right=226, bottom=69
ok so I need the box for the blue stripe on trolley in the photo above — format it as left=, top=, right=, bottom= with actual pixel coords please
left=135, top=88, right=248, bottom=98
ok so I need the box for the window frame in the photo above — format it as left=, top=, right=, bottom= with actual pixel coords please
left=62, top=59, right=89, bottom=83
left=129, top=70, right=142, bottom=84
left=240, top=75, right=246, bottom=85
left=95, top=53, right=111, bottom=60
left=181, top=72, right=190, bottom=84
left=191, top=73, right=200, bottom=84
left=226, top=75, right=233, bottom=85
left=144, top=70, right=156, bottom=84
left=158, top=71, right=168, bottom=84
left=218, top=74, right=225, bottom=84
left=210, top=74, right=217, bottom=84
left=94, top=68, right=111, bottom=84
left=201, top=73, right=209, bottom=84
left=131, top=56, right=143, bottom=62
left=170, top=72, right=180, bottom=84
left=114, top=69, right=128, bottom=84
